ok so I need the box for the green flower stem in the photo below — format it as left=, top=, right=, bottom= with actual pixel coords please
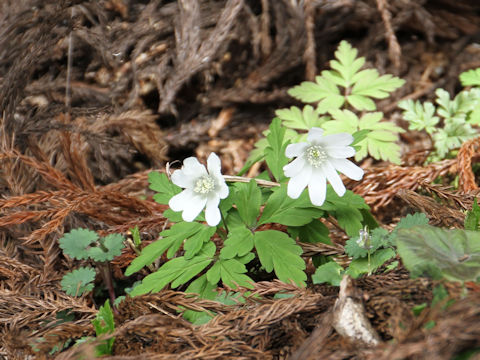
left=367, top=250, right=371, bottom=275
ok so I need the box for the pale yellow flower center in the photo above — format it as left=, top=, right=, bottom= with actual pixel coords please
left=194, top=175, right=216, bottom=194
left=306, top=145, right=328, bottom=168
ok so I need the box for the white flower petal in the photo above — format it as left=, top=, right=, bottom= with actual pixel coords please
left=218, top=182, right=229, bottom=199
left=205, top=196, right=221, bottom=226
left=308, top=173, right=327, bottom=206
left=325, top=145, right=355, bottom=158
left=207, top=153, right=222, bottom=177
left=307, top=127, right=325, bottom=143
left=321, top=161, right=346, bottom=196
left=316, top=133, right=353, bottom=147
left=283, top=156, right=306, bottom=178
left=169, top=189, right=194, bottom=212
left=182, top=195, right=207, bottom=222
left=287, top=165, right=312, bottom=199
left=285, top=142, right=309, bottom=158
left=182, top=157, right=208, bottom=177
left=330, top=158, right=364, bottom=180
left=171, top=169, right=195, bottom=188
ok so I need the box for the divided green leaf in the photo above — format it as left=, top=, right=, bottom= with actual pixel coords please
left=432, top=119, right=477, bottom=158
left=398, top=99, right=439, bottom=134
left=275, top=105, right=327, bottom=130
left=460, top=67, right=480, bottom=86
left=288, top=75, right=344, bottom=114
left=288, top=40, right=404, bottom=114
left=149, top=171, right=182, bottom=205
left=435, top=88, right=478, bottom=123
left=125, top=222, right=208, bottom=276
left=322, top=109, right=403, bottom=164
left=206, top=258, right=254, bottom=289
left=254, top=230, right=306, bottom=286
left=259, top=184, right=324, bottom=226
left=349, top=69, right=405, bottom=110
left=129, top=241, right=216, bottom=296
left=220, top=225, right=254, bottom=259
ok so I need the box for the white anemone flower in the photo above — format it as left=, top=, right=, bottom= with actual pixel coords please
left=283, top=128, right=364, bottom=206
left=169, top=153, right=229, bottom=226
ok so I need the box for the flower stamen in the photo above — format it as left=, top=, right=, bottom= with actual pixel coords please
left=194, top=175, right=216, bottom=194
left=305, top=145, right=328, bottom=168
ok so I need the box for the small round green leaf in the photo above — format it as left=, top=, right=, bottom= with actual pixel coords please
left=59, top=229, right=98, bottom=260
left=61, top=267, right=96, bottom=296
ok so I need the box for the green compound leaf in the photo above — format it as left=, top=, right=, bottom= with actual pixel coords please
left=396, top=225, right=480, bottom=282
left=432, top=119, right=477, bottom=158
left=323, top=109, right=403, bottom=164
left=129, top=241, right=216, bottom=296
left=259, top=184, right=324, bottom=226
left=323, top=108, right=358, bottom=133
left=125, top=222, right=206, bottom=276
left=149, top=171, right=182, bottom=205
left=328, top=40, right=365, bottom=88
left=254, top=230, right=306, bottom=286
left=398, top=99, right=440, bottom=134
left=206, top=258, right=254, bottom=289
left=436, top=88, right=478, bottom=123
left=357, top=112, right=404, bottom=163
left=275, top=105, right=327, bottom=130
left=460, top=67, right=480, bottom=86
left=349, top=69, right=405, bottom=110
left=233, top=180, right=261, bottom=227
left=59, top=228, right=98, bottom=260
left=183, top=226, right=216, bottom=260
left=265, top=118, right=289, bottom=182
left=288, top=41, right=403, bottom=114
left=288, top=76, right=344, bottom=114
left=312, top=261, right=344, bottom=286
left=220, top=225, right=254, bottom=259
left=92, top=300, right=115, bottom=356
left=87, top=234, right=125, bottom=262
left=61, top=267, right=96, bottom=296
